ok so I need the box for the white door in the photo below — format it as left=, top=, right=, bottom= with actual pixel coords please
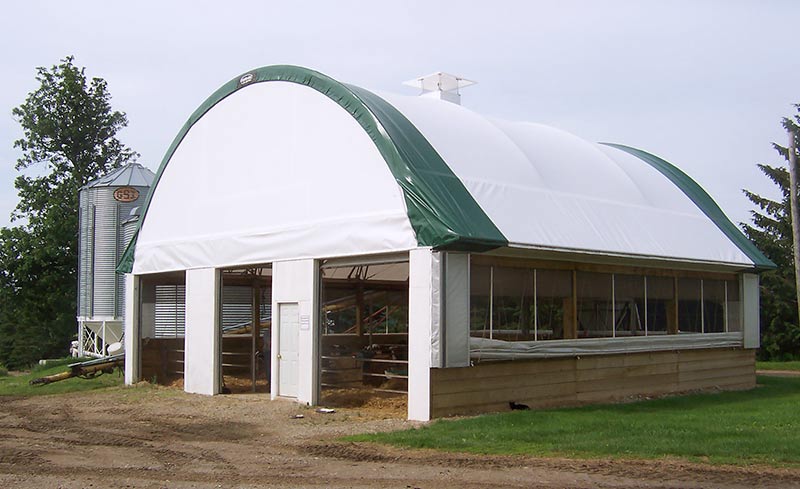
left=277, top=302, right=300, bottom=398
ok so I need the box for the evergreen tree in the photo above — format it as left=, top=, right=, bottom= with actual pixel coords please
left=0, top=56, right=137, bottom=369
left=742, top=105, right=800, bottom=360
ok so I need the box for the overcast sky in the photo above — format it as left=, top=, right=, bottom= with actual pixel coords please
left=1, top=0, right=798, bottom=230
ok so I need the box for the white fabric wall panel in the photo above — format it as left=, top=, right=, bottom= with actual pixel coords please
left=134, top=82, right=417, bottom=274
left=427, top=252, right=469, bottom=369
left=271, top=259, right=318, bottom=405
left=444, top=253, right=470, bottom=368
left=183, top=268, right=220, bottom=396
left=742, top=273, right=760, bottom=349
left=430, top=252, right=442, bottom=368
left=381, top=93, right=753, bottom=267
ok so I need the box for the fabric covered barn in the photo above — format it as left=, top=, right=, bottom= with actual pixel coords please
left=120, top=65, right=772, bottom=420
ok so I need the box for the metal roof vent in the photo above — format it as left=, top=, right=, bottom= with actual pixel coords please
left=403, top=72, right=476, bottom=105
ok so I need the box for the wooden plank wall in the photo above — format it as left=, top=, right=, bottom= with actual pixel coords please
left=141, top=336, right=259, bottom=384
left=141, top=337, right=184, bottom=384
left=221, top=335, right=255, bottom=374
left=321, top=333, right=408, bottom=353
left=430, top=348, right=755, bottom=418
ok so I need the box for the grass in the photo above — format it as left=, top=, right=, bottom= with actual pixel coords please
left=349, top=376, right=800, bottom=467
left=757, top=361, right=800, bottom=371
left=0, top=357, right=124, bottom=397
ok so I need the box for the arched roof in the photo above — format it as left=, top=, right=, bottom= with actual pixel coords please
left=380, top=92, right=771, bottom=268
left=119, top=65, right=772, bottom=274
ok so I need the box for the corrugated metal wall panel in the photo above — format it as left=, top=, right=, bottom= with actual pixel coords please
left=154, top=284, right=186, bottom=338
left=77, top=185, right=150, bottom=319
left=222, top=286, right=252, bottom=329
left=92, top=189, right=119, bottom=316
left=77, top=191, right=92, bottom=317
left=149, top=284, right=269, bottom=338
left=221, top=286, right=272, bottom=330
left=118, top=217, right=139, bottom=319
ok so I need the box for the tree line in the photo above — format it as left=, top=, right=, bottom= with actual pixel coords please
left=743, top=106, right=800, bottom=360
left=0, top=57, right=797, bottom=369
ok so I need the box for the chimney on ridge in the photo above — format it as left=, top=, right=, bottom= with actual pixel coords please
left=403, top=72, right=476, bottom=105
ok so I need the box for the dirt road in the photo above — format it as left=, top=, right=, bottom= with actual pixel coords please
left=0, top=384, right=797, bottom=488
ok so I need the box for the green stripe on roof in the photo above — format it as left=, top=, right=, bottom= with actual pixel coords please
left=117, top=65, right=506, bottom=273
left=346, top=84, right=506, bottom=251
left=601, top=143, right=775, bottom=270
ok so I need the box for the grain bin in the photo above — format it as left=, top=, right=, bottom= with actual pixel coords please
left=77, top=163, right=154, bottom=357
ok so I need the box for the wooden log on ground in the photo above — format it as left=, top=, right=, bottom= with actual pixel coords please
left=29, top=355, right=124, bottom=386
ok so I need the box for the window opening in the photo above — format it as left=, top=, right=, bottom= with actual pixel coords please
left=219, top=267, right=272, bottom=394
left=319, top=261, right=409, bottom=414
left=469, top=260, right=738, bottom=344
left=139, top=272, right=186, bottom=386
left=678, top=278, right=703, bottom=333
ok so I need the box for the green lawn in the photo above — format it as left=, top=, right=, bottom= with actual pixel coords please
left=0, top=357, right=123, bottom=396
left=757, top=361, right=800, bottom=371
left=349, top=376, right=800, bottom=467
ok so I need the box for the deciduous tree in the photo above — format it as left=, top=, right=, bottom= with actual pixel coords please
left=0, top=56, right=137, bottom=369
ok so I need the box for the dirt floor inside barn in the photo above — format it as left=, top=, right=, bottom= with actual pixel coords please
left=0, top=383, right=798, bottom=489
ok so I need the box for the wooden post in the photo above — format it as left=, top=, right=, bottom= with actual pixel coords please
left=667, top=276, right=679, bottom=334
left=520, top=284, right=530, bottom=338
left=355, top=282, right=364, bottom=336
left=251, top=279, right=260, bottom=393
left=566, top=270, right=578, bottom=339
left=562, top=297, right=573, bottom=339
left=787, top=129, right=800, bottom=324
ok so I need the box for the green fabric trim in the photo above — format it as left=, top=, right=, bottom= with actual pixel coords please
left=345, top=84, right=506, bottom=251
left=600, top=143, right=776, bottom=270
left=117, top=65, right=506, bottom=273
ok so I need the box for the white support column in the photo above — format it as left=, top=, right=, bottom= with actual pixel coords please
left=271, top=259, right=318, bottom=406
left=408, top=248, right=438, bottom=421
left=184, top=268, right=221, bottom=396
left=101, top=321, right=107, bottom=356
left=78, top=320, right=85, bottom=357
left=742, top=273, right=760, bottom=349
left=123, top=274, right=140, bottom=385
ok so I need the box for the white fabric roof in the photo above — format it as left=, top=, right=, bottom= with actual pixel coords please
left=133, top=82, right=417, bottom=274
left=379, top=92, right=754, bottom=266
left=130, top=69, right=759, bottom=275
